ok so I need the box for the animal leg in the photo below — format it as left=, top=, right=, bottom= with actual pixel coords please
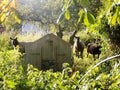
left=93, top=54, right=96, bottom=60
left=13, top=46, right=16, bottom=50
left=87, top=52, right=89, bottom=57
left=98, top=54, right=100, bottom=59
left=80, top=52, right=83, bottom=59
left=78, top=52, right=80, bottom=58
left=76, top=51, right=79, bottom=58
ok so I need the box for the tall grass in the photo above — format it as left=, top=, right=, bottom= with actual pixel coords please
left=0, top=32, right=12, bottom=51
left=16, top=32, right=44, bottom=42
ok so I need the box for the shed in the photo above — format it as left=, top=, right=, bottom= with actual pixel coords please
left=24, top=33, right=73, bottom=71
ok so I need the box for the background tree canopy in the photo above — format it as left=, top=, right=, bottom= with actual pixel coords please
left=16, top=0, right=62, bottom=25
left=0, top=0, right=21, bottom=31
left=0, top=0, right=120, bottom=48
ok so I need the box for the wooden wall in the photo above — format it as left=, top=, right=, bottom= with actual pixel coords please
left=24, top=34, right=72, bottom=71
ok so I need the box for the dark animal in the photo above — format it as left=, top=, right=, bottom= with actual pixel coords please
left=73, top=36, right=84, bottom=58
left=69, top=30, right=77, bottom=45
left=10, top=37, right=19, bottom=49
left=87, top=39, right=102, bottom=59
left=56, top=25, right=64, bottom=38
left=56, top=30, right=63, bottom=38
left=10, top=37, right=25, bottom=53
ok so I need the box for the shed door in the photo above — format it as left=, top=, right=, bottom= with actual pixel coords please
left=41, top=40, right=57, bottom=70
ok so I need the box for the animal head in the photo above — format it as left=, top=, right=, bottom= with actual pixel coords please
left=74, top=36, right=80, bottom=40
left=10, top=37, right=19, bottom=47
left=97, top=45, right=102, bottom=49
left=72, top=30, right=77, bottom=36
left=93, top=38, right=101, bottom=44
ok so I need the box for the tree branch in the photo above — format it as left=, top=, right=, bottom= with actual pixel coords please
left=56, top=0, right=71, bottom=23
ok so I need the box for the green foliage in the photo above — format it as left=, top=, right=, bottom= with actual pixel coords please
left=109, top=5, right=120, bottom=25
left=0, top=33, right=12, bottom=51
left=0, top=50, right=119, bottom=90
left=78, top=9, right=85, bottom=23
left=84, top=12, right=95, bottom=26
left=79, top=0, right=90, bottom=7
left=57, top=0, right=98, bottom=31
left=79, top=60, right=120, bottom=90
left=0, top=50, right=23, bottom=90
left=0, top=32, right=119, bottom=90
left=0, top=0, right=120, bottom=89
left=16, top=0, right=62, bottom=25
left=0, top=0, right=21, bottom=31
left=64, top=10, right=71, bottom=20
left=16, top=32, right=43, bottom=42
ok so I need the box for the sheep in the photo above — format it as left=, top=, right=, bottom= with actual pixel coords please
left=10, top=37, right=25, bottom=53
left=73, top=36, right=84, bottom=58
left=87, top=39, right=102, bottom=59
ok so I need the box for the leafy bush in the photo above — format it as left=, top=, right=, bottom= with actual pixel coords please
left=0, top=50, right=23, bottom=90
left=0, top=50, right=120, bottom=90
left=0, top=33, right=12, bottom=51
left=79, top=59, right=120, bottom=90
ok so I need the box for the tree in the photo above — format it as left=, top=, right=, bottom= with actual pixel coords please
left=57, top=0, right=102, bottom=32
left=0, top=0, right=21, bottom=31
left=16, top=0, right=63, bottom=32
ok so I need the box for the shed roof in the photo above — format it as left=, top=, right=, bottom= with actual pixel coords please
left=34, top=33, right=71, bottom=47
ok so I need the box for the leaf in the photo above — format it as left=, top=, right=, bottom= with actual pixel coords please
left=116, top=6, right=120, bottom=24
left=114, top=0, right=119, bottom=4
left=64, top=10, right=70, bottom=20
left=111, top=13, right=117, bottom=25
left=84, top=12, right=95, bottom=26
left=14, top=16, right=21, bottom=23
left=84, top=12, right=89, bottom=26
left=87, top=13, right=95, bottom=24
left=78, top=9, right=85, bottom=23
left=6, top=80, right=17, bottom=89
left=64, top=0, right=68, bottom=3
left=79, top=0, right=90, bottom=7
left=117, top=14, right=120, bottom=24
left=0, top=13, right=6, bottom=22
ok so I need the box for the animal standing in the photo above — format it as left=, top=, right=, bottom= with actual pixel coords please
left=69, top=30, right=77, bottom=45
left=87, top=39, right=102, bottom=59
left=10, top=37, right=25, bottom=53
left=73, top=36, right=84, bottom=58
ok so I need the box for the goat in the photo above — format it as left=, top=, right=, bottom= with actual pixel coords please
left=73, top=36, right=84, bottom=58
left=56, top=30, right=63, bottom=38
left=69, top=30, right=77, bottom=45
left=87, top=39, right=102, bottom=59
left=10, top=37, right=25, bottom=53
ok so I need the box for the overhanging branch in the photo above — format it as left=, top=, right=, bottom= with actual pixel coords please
left=56, top=0, right=71, bottom=23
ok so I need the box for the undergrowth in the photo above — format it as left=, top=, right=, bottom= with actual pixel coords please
left=0, top=32, right=119, bottom=89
